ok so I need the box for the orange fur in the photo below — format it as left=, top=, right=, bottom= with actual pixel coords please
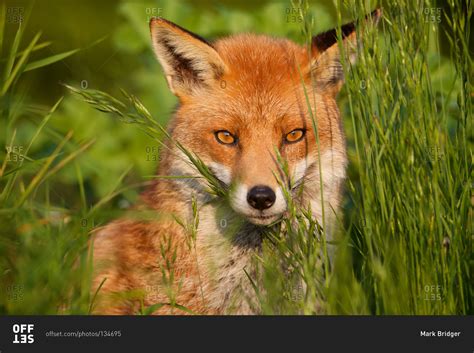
left=91, top=11, right=380, bottom=315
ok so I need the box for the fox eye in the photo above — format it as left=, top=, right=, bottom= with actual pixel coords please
left=215, top=130, right=237, bottom=145
left=285, top=129, right=305, bottom=143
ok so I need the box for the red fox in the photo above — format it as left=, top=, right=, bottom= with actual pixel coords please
left=91, top=10, right=381, bottom=315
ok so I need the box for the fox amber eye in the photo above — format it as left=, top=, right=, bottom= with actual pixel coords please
left=215, top=130, right=236, bottom=145
left=285, top=129, right=305, bottom=143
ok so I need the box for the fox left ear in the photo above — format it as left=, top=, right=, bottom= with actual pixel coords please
left=309, top=8, right=381, bottom=94
left=149, top=17, right=227, bottom=99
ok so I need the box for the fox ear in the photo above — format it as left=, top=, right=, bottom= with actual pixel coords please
left=149, top=17, right=227, bottom=98
left=309, top=9, right=381, bottom=94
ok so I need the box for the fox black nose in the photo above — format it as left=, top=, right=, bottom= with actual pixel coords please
left=247, top=185, right=276, bottom=210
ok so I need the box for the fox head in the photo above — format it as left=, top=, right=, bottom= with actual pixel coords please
left=149, top=11, right=380, bottom=226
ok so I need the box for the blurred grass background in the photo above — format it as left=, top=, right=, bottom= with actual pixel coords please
left=0, top=0, right=472, bottom=314
left=1, top=0, right=350, bottom=204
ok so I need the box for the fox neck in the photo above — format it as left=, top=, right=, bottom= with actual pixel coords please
left=195, top=201, right=263, bottom=314
left=146, top=145, right=345, bottom=314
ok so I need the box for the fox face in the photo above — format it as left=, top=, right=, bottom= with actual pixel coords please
left=150, top=13, right=380, bottom=227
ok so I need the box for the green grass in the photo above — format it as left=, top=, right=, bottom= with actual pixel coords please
left=328, top=0, right=472, bottom=315
left=0, top=0, right=472, bottom=315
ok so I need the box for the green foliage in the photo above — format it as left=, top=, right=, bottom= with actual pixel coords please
left=330, top=0, right=472, bottom=314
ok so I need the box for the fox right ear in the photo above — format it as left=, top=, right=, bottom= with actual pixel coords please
left=149, top=18, right=227, bottom=98
left=309, top=9, right=381, bottom=95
